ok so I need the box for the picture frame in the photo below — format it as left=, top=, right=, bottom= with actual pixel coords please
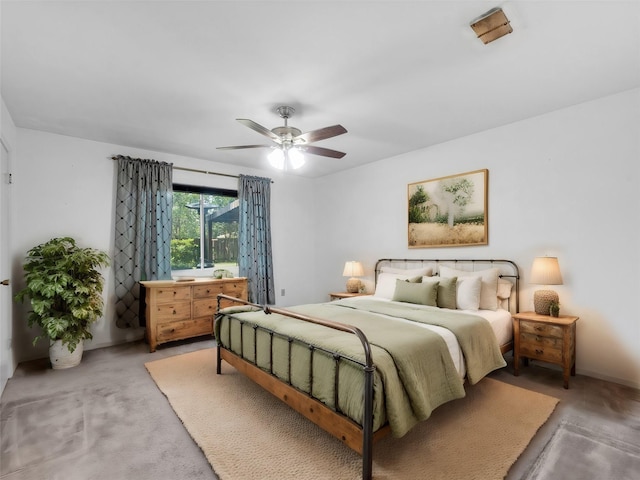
left=408, top=169, right=488, bottom=248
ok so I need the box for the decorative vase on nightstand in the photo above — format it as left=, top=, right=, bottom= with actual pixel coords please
left=549, top=301, right=560, bottom=317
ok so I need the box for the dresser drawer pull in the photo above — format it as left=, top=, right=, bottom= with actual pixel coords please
left=172, top=309, right=177, bottom=315
left=535, top=349, right=544, bottom=355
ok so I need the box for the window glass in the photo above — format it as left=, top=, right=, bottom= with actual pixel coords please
left=171, top=185, right=239, bottom=277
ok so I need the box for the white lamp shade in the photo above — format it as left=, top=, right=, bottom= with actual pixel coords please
left=343, top=261, right=364, bottom=277
left=530, top=257, right=563, bottom=285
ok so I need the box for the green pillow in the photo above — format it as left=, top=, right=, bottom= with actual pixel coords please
left=436, top=276, right=457, bottom=309
left=392, top=279, right=438, bottom=306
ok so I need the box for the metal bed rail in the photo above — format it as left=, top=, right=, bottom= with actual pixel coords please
left=215, top=294, right=377, bottom=480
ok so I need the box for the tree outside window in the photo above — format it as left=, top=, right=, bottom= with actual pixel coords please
left=171, top=185, right=238, bottom=275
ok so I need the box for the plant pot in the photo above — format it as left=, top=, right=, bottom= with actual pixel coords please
left=49, top=339, right=84, bottom=370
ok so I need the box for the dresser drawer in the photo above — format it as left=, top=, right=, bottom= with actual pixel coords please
left=154, top=286, right=191, bottom=303
left=520, top=332, right=562, bottom=349
left=520, top=320, right=564, bottom=338
left=193, top=284, right=223, bottom=298
left=154, top=301, right=191, bottom=322
left=193, top=298, right=217, bottom=318
left=156, top=317, right=213, bottom=342
left=519, top=342, right=563, bottom=363
left=223, top=284, right=247, bottom=299
left=218, top=295, right=246, bottom=309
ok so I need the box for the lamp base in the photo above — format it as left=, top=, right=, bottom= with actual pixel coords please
left=534, top=289, right=559, bottom=315
left=346, top=278, right=361, bottom=293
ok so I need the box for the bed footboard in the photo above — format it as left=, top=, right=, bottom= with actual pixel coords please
left=215, top=294, right=380, bottom=480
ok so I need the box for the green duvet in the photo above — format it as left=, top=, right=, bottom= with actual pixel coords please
left=215, top=298, right=506, bottom=437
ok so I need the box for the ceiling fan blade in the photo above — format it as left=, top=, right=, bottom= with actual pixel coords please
left=293, top=125, right=347, bottom=144
left=236, top=118, right=281, bottom=143
left=216, top=144, right=272, bottom=150
left=301, top=145, right=346, bottom=159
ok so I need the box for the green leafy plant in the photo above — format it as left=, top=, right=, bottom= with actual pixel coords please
left=549, top=300, right=560, bottom=317
left=14, top=237, right=110, bottom=353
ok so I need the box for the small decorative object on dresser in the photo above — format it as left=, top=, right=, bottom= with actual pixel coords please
left=512, top=311, right=579, bottom=389
left=141, top=277, right=247, bottom=352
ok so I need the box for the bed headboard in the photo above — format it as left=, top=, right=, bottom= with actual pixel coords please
left=374, top=258, right=520, bottom=314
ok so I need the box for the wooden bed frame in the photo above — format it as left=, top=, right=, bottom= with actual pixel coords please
left=215, top=258, right=520, bottom=480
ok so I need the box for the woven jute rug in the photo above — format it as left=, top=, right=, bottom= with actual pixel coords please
left=145, top=348, right=558, bottom=480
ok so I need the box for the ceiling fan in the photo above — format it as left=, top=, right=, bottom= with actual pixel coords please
left=217, top=105, right=347, bottom=170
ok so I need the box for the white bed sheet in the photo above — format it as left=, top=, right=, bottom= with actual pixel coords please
left=345, top=296, right=511, bottom=379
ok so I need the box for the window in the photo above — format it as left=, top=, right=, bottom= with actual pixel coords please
left=171, top=184, right=239, bottom=276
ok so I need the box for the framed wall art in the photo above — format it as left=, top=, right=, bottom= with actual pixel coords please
left=408, top=169, right=488, bottom=248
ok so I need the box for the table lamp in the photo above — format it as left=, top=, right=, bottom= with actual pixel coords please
left=343, top=261, right=364, bottom=293
left=530, top=256, right=563, bottom=315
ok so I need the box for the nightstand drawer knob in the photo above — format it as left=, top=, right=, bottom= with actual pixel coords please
left=535, top=349, right=544, bottom=355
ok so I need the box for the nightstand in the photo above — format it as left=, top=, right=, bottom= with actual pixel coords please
left=329, top=292, right=368, bottom=301
left=512, top=311, right=579, bottom=389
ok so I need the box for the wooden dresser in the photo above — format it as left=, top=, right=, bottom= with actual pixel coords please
left=141, top=277, right=248, bottom=352
left=512, top=311, right=579, bottom=389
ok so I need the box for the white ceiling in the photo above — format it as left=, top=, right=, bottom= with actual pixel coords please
left=2, top=1, right=639, bottom=178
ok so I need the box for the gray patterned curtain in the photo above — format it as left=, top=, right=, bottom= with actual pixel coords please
left=113, top=155, right=173, bottom=328
left=238, top=175, right=275, bottom=304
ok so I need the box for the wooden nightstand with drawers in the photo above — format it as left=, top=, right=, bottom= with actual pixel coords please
left=512, top=311, right=579, bottom=389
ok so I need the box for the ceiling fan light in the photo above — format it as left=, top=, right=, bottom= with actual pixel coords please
left=288, top=148, right=305, bottom=169
left=268, top=149, right=285, bottom=170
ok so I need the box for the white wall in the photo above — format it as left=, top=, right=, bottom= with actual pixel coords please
left=10, top=130, right=317, bottom=363
left=315, top=88, right=640, bottom=389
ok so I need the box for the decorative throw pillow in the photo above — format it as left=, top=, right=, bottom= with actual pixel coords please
left=439, top=266, right=499, bottom=310
left=392, top=279, right=438, bottom=306
left=381, top=266, right=434, bottom=277
left=374, top=273, right=422, bottom=299
left=455, top=276, right=482, bottom=311
left=497, top=278, right=513, bottom=300
left=431, top=276, right=457, bottom=309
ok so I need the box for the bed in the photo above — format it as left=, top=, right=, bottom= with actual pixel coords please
left=214, top=258, right=520, bottom=480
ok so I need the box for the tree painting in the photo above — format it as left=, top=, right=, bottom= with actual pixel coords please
left=407, top=169, right=488, bottom=248
left=441, top=177, right=474, bottom=227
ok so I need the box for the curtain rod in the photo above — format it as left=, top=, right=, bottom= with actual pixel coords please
left=173, top=166, right=240, bottom=179
left=110, top=156, right=273, bottom=182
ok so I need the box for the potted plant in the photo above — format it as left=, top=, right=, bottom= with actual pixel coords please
left=549, top=300, right=560, bottom=317
left=14, top=237, right=110, bottom=369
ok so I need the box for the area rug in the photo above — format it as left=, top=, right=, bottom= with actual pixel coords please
left=145, top=348, right=559, bottom=480
left=523, top=419, right=640, bottom=480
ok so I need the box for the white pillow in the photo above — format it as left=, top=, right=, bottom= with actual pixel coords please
left=439, top=266, right=499, bottom=311
left=497, top=278, right=513, bottom=300
left=374, top=273, right=420, bottom=299
left=380, top=266, right=433, bottom=277
left=456, top=276, right=482, bottom=311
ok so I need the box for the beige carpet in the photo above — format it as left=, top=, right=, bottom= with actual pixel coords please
left=145, top=348, right=559, bottom=480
